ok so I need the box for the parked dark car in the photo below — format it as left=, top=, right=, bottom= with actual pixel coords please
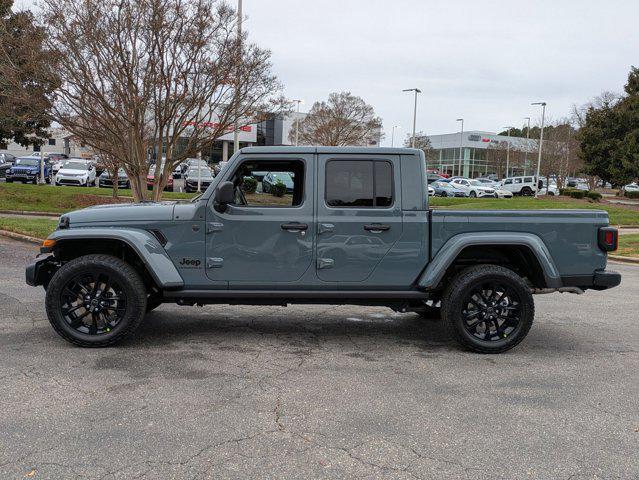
left=184, top=167, right=214, bottom=193
left=98, top=168, right=130, bottom=188
left=0, top=152, right=17, bottom=178
left=431, top=181, right=468, bottom=197
left=262, top=171, right=294, bottom=193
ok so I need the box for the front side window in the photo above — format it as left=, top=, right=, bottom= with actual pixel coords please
left=228, top=159, right=304, bottom=208
left=326, top=160, right=393, bottom=208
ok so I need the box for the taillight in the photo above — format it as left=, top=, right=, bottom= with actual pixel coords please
left=598, top=227, right=618, bottom=252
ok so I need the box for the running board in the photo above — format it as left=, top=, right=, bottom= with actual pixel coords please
left=164, top=290, right=429, bottom=303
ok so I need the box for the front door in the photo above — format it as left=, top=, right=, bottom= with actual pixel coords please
left=205, top=154, right=314, bottom=287
left=315, top=155, right=403, bottom=283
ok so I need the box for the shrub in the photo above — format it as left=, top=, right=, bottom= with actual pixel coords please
left=242, top=176, right=258, bottom=193
left=560, top=188, right=579, bottom=196
left=272, top=180, right=286, bottom=197
left=625, top=191, right=639, bottom=199
left=586, top=191, right=602, bottom=201
left=568, top=190, right=586, bottom=199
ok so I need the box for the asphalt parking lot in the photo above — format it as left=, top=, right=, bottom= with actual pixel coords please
left=1, top=236, right=638, bottom=480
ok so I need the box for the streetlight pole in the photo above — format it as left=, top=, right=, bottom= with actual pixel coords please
left=232, top=0, right=243, bottom=154
left=391, top=125, right=400, bottom=147
left=402, top=88, right=421, bottom=148
left=456, top=118, right=464, bottom=177
left=291, top=99, right=302, bottom=146
left=532, top=102, right=547, bottom=199
left=524, top=117, right=531, bottom=174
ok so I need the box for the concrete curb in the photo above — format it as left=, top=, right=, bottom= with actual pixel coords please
left=0, top=229, right=42, bottom=245
left=0, top=209, right=60, bottom=217
left=608, top=254, right=639, bottom=265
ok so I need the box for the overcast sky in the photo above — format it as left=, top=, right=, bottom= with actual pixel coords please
left=240, top=0, right=638, bottom=145
left=17, top=0, right=639, bottom=145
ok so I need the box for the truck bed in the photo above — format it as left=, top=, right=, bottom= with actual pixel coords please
left=430, top=209, right=610, bottom=276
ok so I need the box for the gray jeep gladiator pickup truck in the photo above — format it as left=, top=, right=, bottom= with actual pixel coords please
left=26, top=147, right=621, bottom=353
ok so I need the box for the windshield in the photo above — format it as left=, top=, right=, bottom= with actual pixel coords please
left=469, top=180, right=483, bottom=186
left=16, top=158, right=39, bottom=166
left=188, top=168, right=213, bottom=178
left=62, top=162, right=89, bottom=170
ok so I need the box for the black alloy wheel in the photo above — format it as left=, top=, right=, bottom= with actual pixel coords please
left=59, top=272, right=126, bottom=335
left=459, top=282, right=521, bottom=342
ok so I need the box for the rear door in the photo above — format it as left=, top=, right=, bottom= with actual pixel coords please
left=315, top=155, right=403, bottom=283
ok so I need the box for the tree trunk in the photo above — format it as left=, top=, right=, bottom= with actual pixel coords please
left=129, top=172, right=147, bottom=202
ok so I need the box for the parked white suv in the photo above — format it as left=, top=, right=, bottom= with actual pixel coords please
left=501, top=176, right=539, bottom=196
left=450, top=178, right=497, bottom=198
left=55, top=159, right=97, bottom=187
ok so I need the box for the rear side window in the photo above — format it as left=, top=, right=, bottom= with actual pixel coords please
left=326, top=160, right=393, bottom=208
left=524, top=177, right=533, bottom=183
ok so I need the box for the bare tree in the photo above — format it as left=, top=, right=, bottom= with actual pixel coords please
left=291, top=92, right=382, bottom=146
left=42, top=0, right=282, bottom=201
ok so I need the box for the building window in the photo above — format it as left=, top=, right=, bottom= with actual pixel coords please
left=48, top=138, right=56, bottom=146
left=33, top=145, right=41, bottom=152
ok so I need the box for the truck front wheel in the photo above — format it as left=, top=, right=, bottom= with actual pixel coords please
left=45, top=254, right=147, bottom=347
left=441, top=265, right=534, bottom=353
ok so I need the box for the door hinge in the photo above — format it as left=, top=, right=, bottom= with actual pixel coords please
left=206, top=257, right=224, bottom=268
left=207, top=222, right=224, bottom=234
left=318, top=223, right=334, bottom=235
left=317, top=258, right=334, bottom=269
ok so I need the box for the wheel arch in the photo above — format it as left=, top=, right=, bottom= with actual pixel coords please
left=47, top=228, right=184, bottom=291
left=418, top=232, right=561, bottom=291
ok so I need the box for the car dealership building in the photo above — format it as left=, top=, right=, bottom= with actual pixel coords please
left=426, top=131, right=540, bottom=178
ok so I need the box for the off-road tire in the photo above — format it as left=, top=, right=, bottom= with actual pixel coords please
left=521, top=187, right=533, bottom=196
left=441, top=264, right=534, bottom=353
left=45, top=254, right=147, bottom=347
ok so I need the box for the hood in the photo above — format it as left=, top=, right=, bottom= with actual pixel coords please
left=58, top=168, right=89, bottom=175
left=63, top=202, right=176, bottom=226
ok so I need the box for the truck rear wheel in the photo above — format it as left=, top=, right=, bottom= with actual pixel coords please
left=441, top=265, right=534, bottom=353
left=45, top=254, right=147, bottom=347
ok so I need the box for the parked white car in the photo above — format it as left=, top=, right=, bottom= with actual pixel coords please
left=450, top=178, right=496, bottom=198
left=622, top=183, right=639, bottom=193
left=476, top=177, right=499, bottom=188
left=494, top=188, right=514, bottom=198
left=501, top=176, right=538, bottom=196
left=427, top=185, right=435, bottom=196
left=55, top=160, right=97, bottom=186
left=539, top=183, right=559, bottom=196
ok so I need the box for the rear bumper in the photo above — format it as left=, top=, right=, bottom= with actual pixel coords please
left=561, top=270, right=621, bottom=291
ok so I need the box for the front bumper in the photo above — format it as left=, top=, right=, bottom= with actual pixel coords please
left=7, top=173, right=37, bottom=181
left=561, top=270, right=622, bottom=291
left=26, top=254, right=59, bottom=287
left=56, top=176, right=87, bottom=185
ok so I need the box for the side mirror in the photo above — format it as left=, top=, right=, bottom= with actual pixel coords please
left=214, top=181, right=234, bottom=212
